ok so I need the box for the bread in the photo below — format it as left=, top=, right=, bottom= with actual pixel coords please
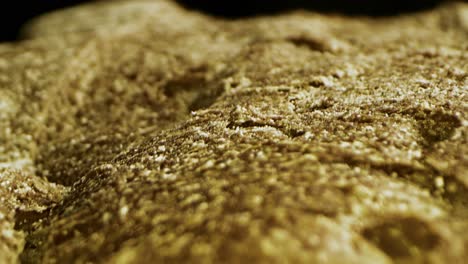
left=0, top=1, right=467, bottom=263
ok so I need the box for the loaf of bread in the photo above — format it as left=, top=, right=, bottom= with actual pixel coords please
left=0, top=0, right=467, bottom=263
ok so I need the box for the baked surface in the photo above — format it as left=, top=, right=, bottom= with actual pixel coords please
left=0, top=1, right=467, bottom=263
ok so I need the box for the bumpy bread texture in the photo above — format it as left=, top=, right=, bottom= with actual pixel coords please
left=0, top=0, right=467, bottom=263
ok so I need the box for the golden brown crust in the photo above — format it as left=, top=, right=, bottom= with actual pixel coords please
left=0, top=1, right=467, bottom=263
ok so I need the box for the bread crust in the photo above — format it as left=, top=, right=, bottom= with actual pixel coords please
left=0, top=1, right=467, bottom=263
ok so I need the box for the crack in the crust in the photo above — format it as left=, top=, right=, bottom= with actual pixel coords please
left=377, top=106, right=462, bottom=148
left=14, top=209, right=50, bottom=233
left=353, top=158, right=467, bottom=207
left=422, top=159, right=468, bottom=214
left=163, top=65, right=225, bottom=113
left=226, top=120, right=306, bottom=139
left=361, top=216, right=442, bottom=260
left=412, top=111, right=461, bottom=148
left=2, top=173, right=69, bottom=263
left=286, top=36, right=332, bottom=53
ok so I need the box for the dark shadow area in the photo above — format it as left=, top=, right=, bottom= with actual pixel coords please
left=0, top=0, right=448, bottom=42
left=0, top=0, right=92, bottom=42
left=176, top=0, right=446, bottom=18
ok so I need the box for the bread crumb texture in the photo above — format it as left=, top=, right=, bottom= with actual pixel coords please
left=0, top=0, right=467, bottom=263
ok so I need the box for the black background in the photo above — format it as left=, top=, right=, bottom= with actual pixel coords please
left=0, top=0, right=448, bottom=42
